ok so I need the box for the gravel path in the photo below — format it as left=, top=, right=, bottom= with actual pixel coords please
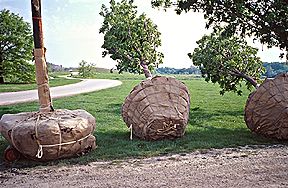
left=0, top=79, right=122, bottom=105
left=1, top=144, right=287, bottom=188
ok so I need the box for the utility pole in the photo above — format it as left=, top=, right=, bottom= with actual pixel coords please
left=31, top=0, right=53, bottom=112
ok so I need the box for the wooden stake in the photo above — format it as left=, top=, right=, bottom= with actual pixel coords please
left=31, top=0, right=53, bottom=112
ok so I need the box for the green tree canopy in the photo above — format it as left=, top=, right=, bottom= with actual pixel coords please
left=78, top=60, right=95, bottom=78
left=100, top=0, right=164, bottom=79
left=151, top=0, right=288, bottom=59
left=0, top=9, right=34, bottom=84
left=189, top=30, right=264, bottom=95
left=263, top=62, right=288, bottom=78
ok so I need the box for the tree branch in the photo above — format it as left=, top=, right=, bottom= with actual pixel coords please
left=231, top=69, right=258, bottom=88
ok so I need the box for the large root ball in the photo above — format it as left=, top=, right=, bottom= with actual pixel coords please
left=122, top=76, right=190, bottom=140
left=245, top=73, right=288, bottom=139
left=0, top=109, right=96, bottom=161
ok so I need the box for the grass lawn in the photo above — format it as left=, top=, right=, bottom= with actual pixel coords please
left=0, top=76, right=81, bottom=92
left=0, top=73, right=284, bottom=166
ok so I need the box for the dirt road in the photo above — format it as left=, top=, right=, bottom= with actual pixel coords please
left=1, top=144, right=287, bottom=188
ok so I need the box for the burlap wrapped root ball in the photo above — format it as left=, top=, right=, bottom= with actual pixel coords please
left=0, top=109, right=96, bottom=161
left=245, top=73, right=288, bottom=139
left=122, top=76, right=190, bottom=140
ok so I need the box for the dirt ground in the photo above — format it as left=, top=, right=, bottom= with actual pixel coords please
left=1, top=144, right=288, bottom=188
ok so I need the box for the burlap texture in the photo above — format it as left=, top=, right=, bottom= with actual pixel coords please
left=122, top=76, right=190, bottom=140
left=245, top=73, right=288, bottom=139
left=0, top=109, right=96, bottom=161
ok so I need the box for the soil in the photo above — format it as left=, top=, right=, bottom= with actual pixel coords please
left=1, top=144, right=288, bottom=188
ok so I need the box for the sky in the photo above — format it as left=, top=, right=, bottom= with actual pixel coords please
left=0, top=0, right=284, bottom=69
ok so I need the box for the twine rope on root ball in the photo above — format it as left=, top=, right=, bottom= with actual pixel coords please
left=10, top=114, right=39, bottom=156
left=35, top=133, right=92, bottom=159
left=3, top=109, right=96, bottom=161
left=8, top=111, right=93, bottom=159
left=33, top=114, right=92, bottom=159
left=122, top=76, right=190, bottom=140
left=129, top=124, right=133, bottom=140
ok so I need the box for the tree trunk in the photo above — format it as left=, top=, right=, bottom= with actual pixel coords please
left=140, top=61, right=152, bottom=79
left=0, top=56, right=4, bottom=84
left=131, top=45, right=152, bottom=79
left=0, top=64, right=4, bottom=84
left=286, top=48, right=288, bottom=65
left=0, top=76, right=4, bottom=84
left=232, top=69, right=258, bottom=88
left=31, top=0, right=53, bottom=112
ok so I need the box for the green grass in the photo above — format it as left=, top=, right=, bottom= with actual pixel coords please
left=87, top=71, right=201, bottom=81
left=0, top=76, right=81, bottom=92
left=79, top=71, right=147, bottom=80
left=0, top=73, right=284, bottom=166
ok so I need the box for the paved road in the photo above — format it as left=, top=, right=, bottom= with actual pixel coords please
left=0, top=79, right=122, bottom=106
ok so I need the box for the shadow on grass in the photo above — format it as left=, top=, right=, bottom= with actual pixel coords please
left=189, top=107, right=244, bottom=125
left=0, top=103, right=285, bottom=170
left=106, top=103, right=122, bottom=115
left=2, top=126, right=283, bottom=170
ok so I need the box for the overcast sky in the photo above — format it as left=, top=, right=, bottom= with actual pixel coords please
left=0, top=0, right=284, bottom=69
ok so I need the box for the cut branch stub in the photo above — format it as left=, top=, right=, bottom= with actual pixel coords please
left=245, top=73, right=288, bottom=139
left=122, top=76, right=190, bottom=140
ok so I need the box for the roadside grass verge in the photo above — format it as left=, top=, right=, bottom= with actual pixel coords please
left=0, top=76, right=81, bottom=92
left=0, top=74, right=284, bottom=166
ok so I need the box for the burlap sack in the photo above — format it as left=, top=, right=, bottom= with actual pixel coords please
left=245, top=73, right=288, bottom=139
left=0, top=109, right=96, bottom=161
left=122, top=76, right=190, bottom=140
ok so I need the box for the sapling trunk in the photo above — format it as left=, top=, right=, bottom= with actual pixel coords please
left=140, top=61, right=152, bottom=79
left=239, top=73, right=258, bottom=88
left=286, top=49, right=288, bottom=63
left=0, top=55, right=4, bottom=84
left=31, top=0, right=53, bottom=112
left=232, top=69, right=258, bottom=88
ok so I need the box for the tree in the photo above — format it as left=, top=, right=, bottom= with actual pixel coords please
left=100, top=0, right=164, bottom=79
left=151, top=0, right=288, bottom=60
left=0, top=9, right=34, bottom=84
left=263, top=62, right=288, bottom=78
left=156, top=66, right=200, bottom=74
left=78, top=60, right=95, bottom=78
left=189, top=30, right=264, bottom=95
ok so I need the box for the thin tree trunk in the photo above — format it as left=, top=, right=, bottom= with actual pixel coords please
left=140, top=61, right=152, bottom=79
left=286, top=48, right=288, bottom=65
left=0, top=55, right=4, bottom=84
left=232, top=69, right=258, bottom=88
left=31, top=0, right=53, bottom=112
left=0, top=75, right=4, bottom=84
